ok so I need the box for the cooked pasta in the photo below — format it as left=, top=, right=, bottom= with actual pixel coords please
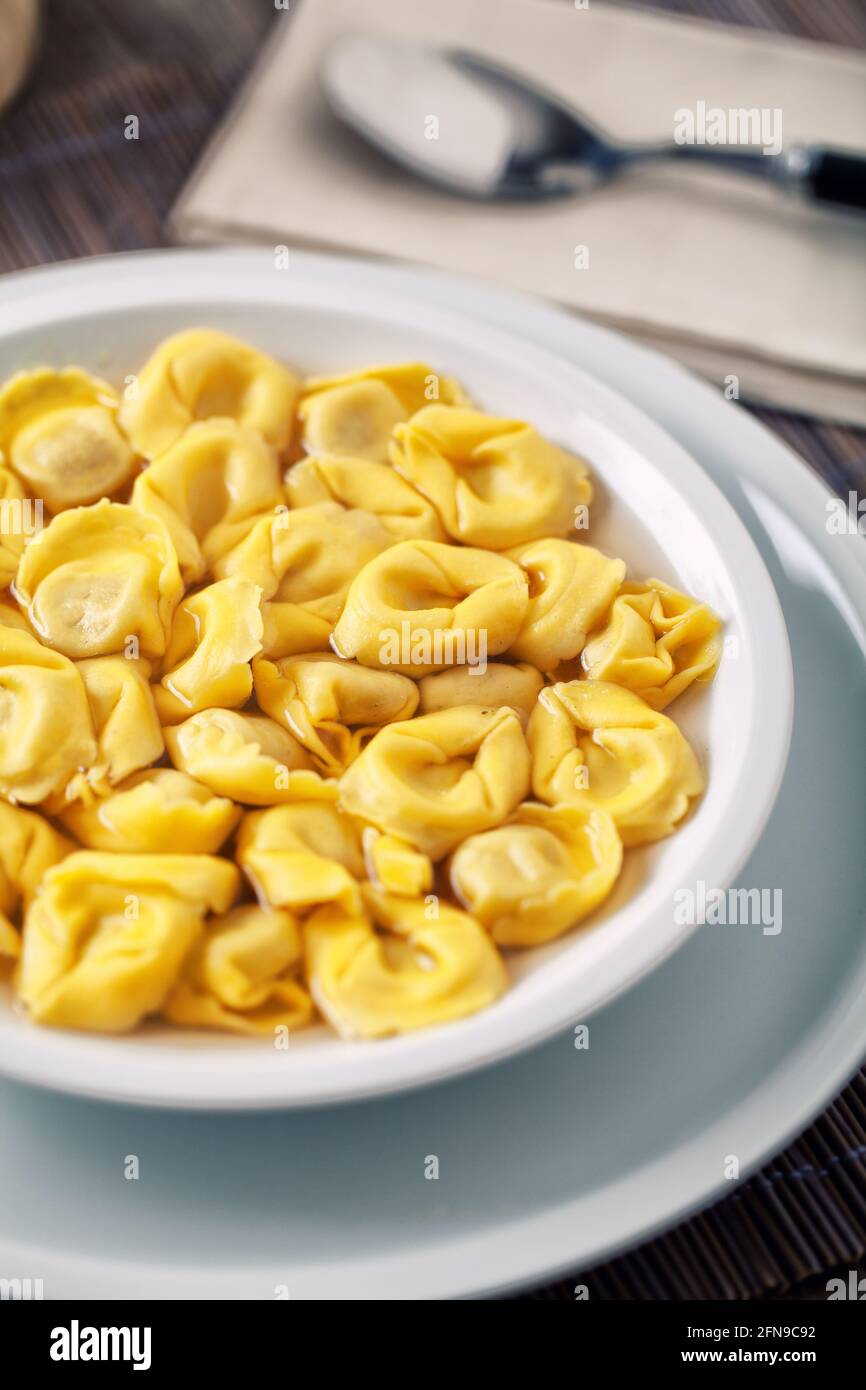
left=0, top=332, right=721, bottom=1039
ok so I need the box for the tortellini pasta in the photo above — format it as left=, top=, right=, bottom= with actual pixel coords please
left=119, top=329, right=299, bottom=458
left=163, top=905, right=313, bottom=1036
left=449, top=802, right=622, bottom=946
left=237, top=802, right=364, bottom=915
left=298, top=362, right=467, bottom=461
left=130, top=419, right=284, bottom=584
left=61, top=654, right=164, bottom=804
left=15, top=498, right=183, bottom=660
left=216, top=501, right=392, bottom=658
left=0, top=627, right=97, bottom=804
left=252, top=651, right=418, bottom=773
left=581, top=577, right=722, bottom=710
left=339, top=705, right=531, bottom=859
left=528, top=680, right=705, bottom=845
left=153, top=576, right=263, bottom=724
left=0, top=464, right=37, bottom=587
left=0, top=334, right=721, bottom=1041
left=332, top=538, right=529, bottom=676
left=305, top=887, right=507, bottom=1039
left=164, top=708, right=335, bottom=806
left=285, top=454, right=445, bottom=541
left=507, top=538, right=626, bottom=670
left=0, top=804, right=72, bottom=958
left=59, top=769, right=241, bottom=855
left=18, top=851, right=240, bottom=1031
left=0, top=367, right=135, bottom=511
left=390, top=406, right=592, bottom=549
left=417, top=660, right=543, bottom=722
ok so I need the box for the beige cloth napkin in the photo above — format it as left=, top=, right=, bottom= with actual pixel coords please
left=171, top=0, right=866, bottom=426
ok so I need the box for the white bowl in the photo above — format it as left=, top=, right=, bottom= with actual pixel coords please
left=0, top=249, right=793, bottom=1109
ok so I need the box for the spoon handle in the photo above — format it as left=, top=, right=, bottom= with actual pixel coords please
left=797, top=148, right=866, bottom=213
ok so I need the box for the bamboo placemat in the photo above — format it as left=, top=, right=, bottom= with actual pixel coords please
left=0, top=0, right=863, bottom=1301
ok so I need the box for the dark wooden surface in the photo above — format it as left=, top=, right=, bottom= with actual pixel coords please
left=0, top=0, right=863, bottom=1301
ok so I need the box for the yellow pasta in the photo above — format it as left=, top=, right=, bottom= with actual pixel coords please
left=0, top=627, right=97, bottom=804
left=59, top=768, right=241, bottom=855
left=153, top=576, right=263, bottom=724
left=339, top=704, right=531, bottom=859
left=285, top=454, right=446, bottom=541
left=390, top=405, right=592, bottom=549
left=0, top=333, right=721, bottom=1041
left=130, top=419, right=284, bottom=584
left=507, top=538, right=626, bottom=669
left=418, top=660, right=543, bottom=722
left=528, top=680, right=704, bottom=845
left=163, top=904, right=313, bottom=1036
left=164, top=708, right=336, bottom=806
left=305, top=887, right=507, bottom=1038
left=449, top=801, right=622, bottom=946
left=252, top=651, right=418, bottom=773
left=332, top=538, right=529, bottom=676
left=0, top=367, right=135, bottom=511
left=18, top=851, right=240, bottom=1031
left=215, top=501, right=392, bottom=658
left=237, top=801, right=364, bottom=915
left=119, top=329, right=299, bottom=458
left=0, top=464, right=37, bottom=587
left=15, top=499, right=183, bottom=660
left=0, top=804, right=73, bottom=959
left=298, top=362, right=468, bottom=462
left=581, top=577, right=722, bottom=709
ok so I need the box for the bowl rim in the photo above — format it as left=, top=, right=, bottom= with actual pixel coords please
left=0, top=246, right=794, bottom=1109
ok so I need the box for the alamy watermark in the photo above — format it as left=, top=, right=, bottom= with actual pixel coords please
left=674, top=880, right=782, bottom=936
left=673, top=101, right=783, bottom=156
left=378, top=622, right=488, bottom=672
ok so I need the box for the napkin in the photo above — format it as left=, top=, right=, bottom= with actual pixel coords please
left=171, top=0, right=866, bottom=426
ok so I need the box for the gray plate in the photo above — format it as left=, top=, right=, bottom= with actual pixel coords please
left=0, top=254, right=864, bottom=1300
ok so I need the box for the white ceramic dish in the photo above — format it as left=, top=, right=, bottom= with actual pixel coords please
left=0, top=254, right=863, bottom=1299
left=0, top=250, right=792, bottom=1109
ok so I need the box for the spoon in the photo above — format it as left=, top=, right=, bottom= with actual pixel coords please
left=321, top=34, right=866, bottom=212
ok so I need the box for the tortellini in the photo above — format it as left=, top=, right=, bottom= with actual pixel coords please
left=507, top=538, right=626, bottom=670
left=305, top=888, right=507, bottom=1038
left=165, top=708, right=335, bottom=806
left=581, top=578, right=722, bottom=710
left=130, top=419, right=284, bottom=584
left=0, top=334, right=722, bottom=1041
left=237, top=802, right=364, bottom=915
left=153, top=576, right=263, bottom=723
left=285, top=454, right=445, bottom=541
left=298, top=362, right=467, bottom=462
left=340, top=705, right=531, bottom=859
left=163, top=905, right=313, bottom=1036
left=0, top=804, right=72, bottom=958
left=0, top=367, right=135, bottom=510
left=15, top=499, right=183, bottom=660
left=119, top=329, right=299, bottom=458
left=18, top=851, right=240, bottom=1031
left=61, top=654, right=164, bottom=804
left=390, top=406, right=592, bottom=549
left=0, top=464, right=36, bottom=587
left=333, top=538, right=528, bottom=676
left=449, top=802, right=622, bottom=946
left=0, top=628, right=97, bottom=804
left=252, top=651, right=418, bottom=773
left=216, top=501, right=392, bottom=658
left=528, top=680, right=704, bottom=845
left=418, top=660, right=543, bottom=723
left=59, top=769, right=241, bottom=855
left=361, top=828, right=433, bottom=898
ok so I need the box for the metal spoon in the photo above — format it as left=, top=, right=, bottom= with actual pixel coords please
left=321, top=34, right=866, bottom=212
